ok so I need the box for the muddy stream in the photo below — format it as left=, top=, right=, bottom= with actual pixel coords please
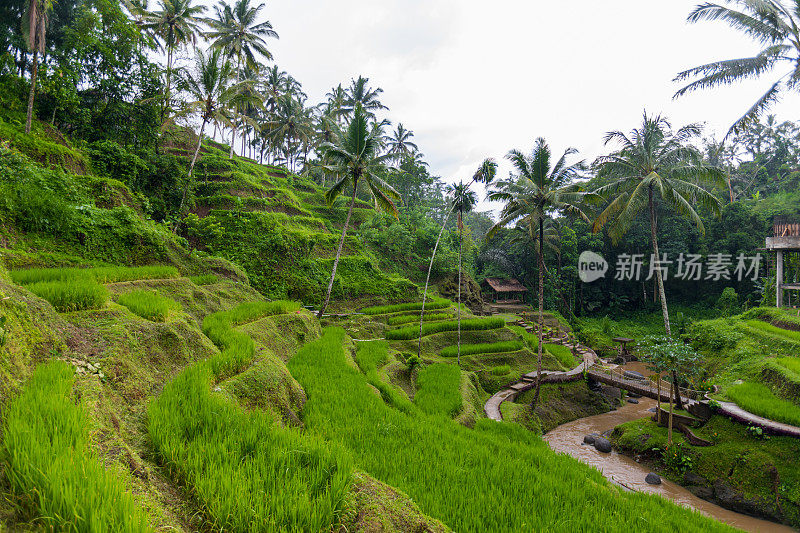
left=543, top=362, right=797, bottom=532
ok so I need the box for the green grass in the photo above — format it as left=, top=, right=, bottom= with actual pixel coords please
left=544, top=343, right=577, bottom=369
left=387, top=318, right=505, bottom=341
left=353, top=341, right=416, bottom=413
left=439, top=340, right=524, bottom=358
left=1, top=360, right=149, bottom=531
left=508, top=325, right=540, bottom=350
left=746, top=320, right=800, bottom=343
left=11, top=265, right=179, bottom=285
left=189, top=274, right=219, bottom=285
left=288, top=328, right=733, bottom=532
left=726, top=381, right=800, bottom=427
left=774, top=357, right=800, bottom=379
left=387, top=312, right=450, bottom=326
left=361, top=299, right=451, bottom=315
left=148, top=301, right=351, bottom=531
left=414, top=363, right=462, bottom=417
left=117, top=290, right=181, bottom=322
left=491, top=364, right=511, bottom=376
left=26, top=278, right=108, bottom=312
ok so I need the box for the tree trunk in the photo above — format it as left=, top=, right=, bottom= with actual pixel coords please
left=531, top=217, right=545, bottom=409
left=457, top=208, right=463, bottom=367
left=648, top=188, right=683, bottom=410
left=163, top=44, right=173, bottom=124
left=668, top=379, right=674, bottom=444
left=25, top=51, right=39, bottom=134
left=318, top=179, right=357, bottom=318
left=174, top=117, right=208, bottom=232
left=418, top=208, right=452, bottom=358
left=656, top=373, right=662, bottom=423
left=229, top=54, right=242, bottom=159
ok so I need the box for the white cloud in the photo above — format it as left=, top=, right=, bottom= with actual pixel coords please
left=258, top=1, right=800, bottom=212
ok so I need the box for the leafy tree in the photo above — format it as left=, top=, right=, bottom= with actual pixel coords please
left=386, top=123, right=418, bottom=165
left=142, top=0, right=206, bottom=123
left=417, top=159, right=496, bottom=358
left=593, top=113, right=724, bottom=408
left=175, top=48, right=248, bottom=221
left=22, top=0, right=53, bottom=133
left=343, top=75, right=387, bottom=118
left=205, top=0, right=277, bottom=157
left=639, top=336, right=701, bottom=444
left=488, top=138, right=588, bottom=408
left=675, top=0, right=800, bottom=136
left=316, top=103, right=400, bottom=318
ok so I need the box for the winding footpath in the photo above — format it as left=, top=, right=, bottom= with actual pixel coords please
left=484, top=324, right=800, bottom=439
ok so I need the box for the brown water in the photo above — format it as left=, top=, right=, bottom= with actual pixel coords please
left=543, top=363, right=797, bottom=532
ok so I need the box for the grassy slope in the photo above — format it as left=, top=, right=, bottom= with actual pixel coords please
left=613, top=415, right=800, bottom=527
left=289, top=328, right=733, bottom=532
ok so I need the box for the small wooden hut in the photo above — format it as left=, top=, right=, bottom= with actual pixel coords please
left=480, top=277, right=527, bottom=304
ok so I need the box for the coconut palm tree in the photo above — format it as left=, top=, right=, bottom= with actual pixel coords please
left=316, top=103, right=400, bottom=318
left=175, top=48, right=247, bottom=222
left=593, top=113, right=725, bottom=408
left=386, top=123, right=419, bottom=165
left=325, top=83, right=347, bottom=125
left=417, top=158, right=496, bottom=358
left=22, top=0, right=53, bottom=133
left=449, top=181, right=477, bottom=366
left=675, top=0, right=800, bottom=136
left=205, top=0, right=278, bottom=157
left=143, top=0, right=206, bottom=124
left=343, top=75, right=387, bottom=118
left=487, top=138, right=589, bottom=408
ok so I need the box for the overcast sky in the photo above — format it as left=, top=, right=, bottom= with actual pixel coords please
left=242, top=1, right=799, bottom=212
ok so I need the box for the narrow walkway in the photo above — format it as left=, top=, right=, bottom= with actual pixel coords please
left=484, top=328, right=599, bottom=421
left=485, top=325, right=800, bottom=439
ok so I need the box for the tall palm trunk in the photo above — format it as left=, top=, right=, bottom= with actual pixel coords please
left=229, top=54, right=242, bottom=159
left=648, top=187, right=684, bottom=410
left=457, top=208, right=463, bottom=366
left=531, top=217, right=545, bottom=408
left=25, top=50, right=39, bottom=134
left=163, top=43, right=174, bottom=124
left=318, top=178, right=357, bottom=318
left=418, top=208, right=452, bottom=358
left=174, top=117, right=208, bottom=232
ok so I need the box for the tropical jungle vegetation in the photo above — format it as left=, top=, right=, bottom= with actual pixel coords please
left=2, top=0, right=800, bottom=531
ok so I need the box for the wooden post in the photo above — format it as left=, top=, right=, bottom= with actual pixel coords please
left=777, top=250, right=784, bottom=308
left=668, top=379, right=674, bottom=444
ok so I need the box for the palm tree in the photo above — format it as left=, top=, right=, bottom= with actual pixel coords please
left=487, top=138, right=588, bottom=408
left=175, top=48, right=245, bottom=222
left=316, top=103, right=400, bottom=318
left=325, top=83, right=347, bottom=125
left=675, top=0, right=800, bottom=136
left=205, top=0, right=278, bottom=157
left=592, top=113, right=725, bottom=408
left=22, top=0, right=53, bottom=133
left=144, top=0, right=206, bottom=123
left=343, top=75, right=388, bottom=118
left=386, top=123, right=419, bottom=165
left=448, top=181, right=477, bottom=366
left=417, top=158, right=496, bottom=358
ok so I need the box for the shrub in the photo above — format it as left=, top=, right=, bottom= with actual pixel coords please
left=189, top=274, right=219, bottom=285
left=717, top=287, right=739, bottom=316
left=26, top=279, right=108, bottom=312
left=440, top=340, right=524, bottom=358
left=1, top=360, right=149, bottom=531
left=414, top=363, right=463, bottom=417
left=726, top=382, right=800, bottom=427
left=117, top=290, right=181, bottom=322
left=361, top=299, right=452, bottom=315
left=386, top=318, right=504, bottom=340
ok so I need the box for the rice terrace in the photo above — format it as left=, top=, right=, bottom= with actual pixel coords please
left=3, top=0, right=800, bottom=531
